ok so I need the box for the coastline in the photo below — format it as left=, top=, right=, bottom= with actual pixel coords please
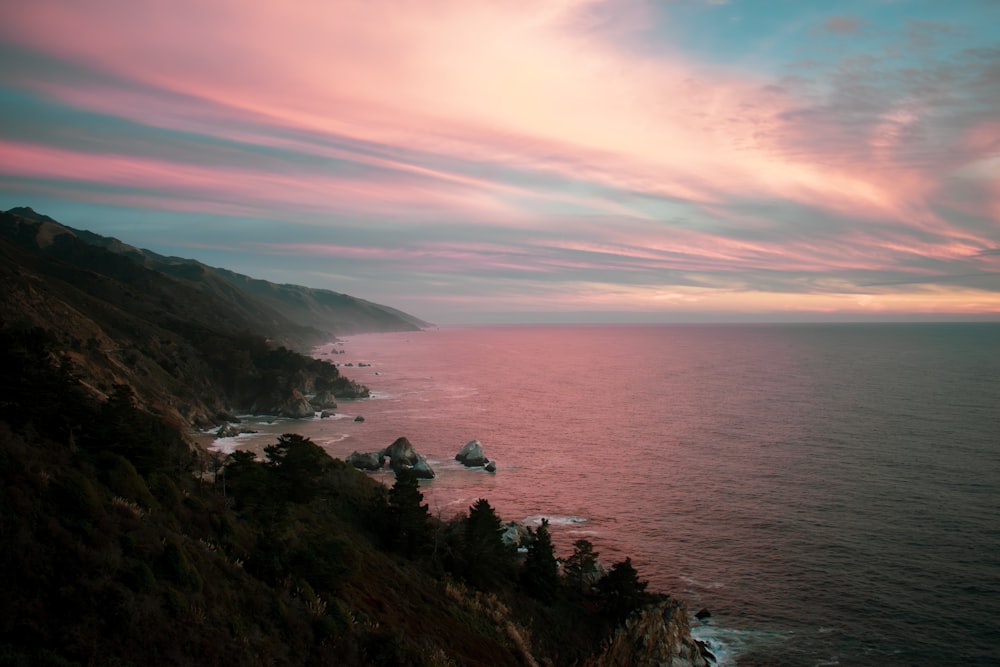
left=191, top=335, right=730, bottom=665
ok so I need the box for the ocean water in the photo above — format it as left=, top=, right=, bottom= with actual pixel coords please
left=213, top=323, right=1000, bottom=666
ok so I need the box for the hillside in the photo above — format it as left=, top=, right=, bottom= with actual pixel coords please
left=7, top=206, right=430, bottom=341
left=0, top=207, right=421, bottom=428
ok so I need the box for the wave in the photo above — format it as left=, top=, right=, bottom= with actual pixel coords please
left=691, top=622, right=791, bottom=667
left=522, top=514, right=588, bottom=527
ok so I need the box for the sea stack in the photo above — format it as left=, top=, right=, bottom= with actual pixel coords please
left=456, top=439, right=490, bottom=467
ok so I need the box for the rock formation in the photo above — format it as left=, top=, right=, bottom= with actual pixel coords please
left=501, top=521, right=530, bottom=548
left=216, top=423, right=241, bottom=438
left=456, top=439, right=490, bottom=467
left=346, top=450, right=384, bottom=471
left=278, top=389, right=315, bottom=418
left=590, top=600, right=711, bottom=667
left=333, top=379, right=370, bottom=399
left=384, top=437, right=418, bottom=470
left=408, top=454, right=436, bottom=479
left=345, top=436, right=435, bottom=478
left=310, top=390, right=337, bottom=410
left=213, top=421, right=259, bottom=438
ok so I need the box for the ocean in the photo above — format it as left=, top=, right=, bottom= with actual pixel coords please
left=211, top=323, right=1000, bottom=666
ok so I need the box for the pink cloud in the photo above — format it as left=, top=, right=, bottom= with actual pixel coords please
left=0, top=138, right=526, bottom=222
left=4, top=0, right=985, bottom=230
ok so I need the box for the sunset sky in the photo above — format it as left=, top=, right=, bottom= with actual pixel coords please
left=1, top=0, right=999, bottom=323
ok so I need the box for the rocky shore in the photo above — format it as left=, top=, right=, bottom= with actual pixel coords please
left=347, top=436, right=436, bottom=478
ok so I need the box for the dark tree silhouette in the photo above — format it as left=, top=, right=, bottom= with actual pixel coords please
left=386, top=468, right=431, bottom=556
left=264, top=433, right=332, bottom=504
left=597, top=557, right=652, bottom=621
left=521, top=518, right=559, bottom=602
left=461, top=498, right=515, bottom=589
left=564, top=538, right=600, bottom=594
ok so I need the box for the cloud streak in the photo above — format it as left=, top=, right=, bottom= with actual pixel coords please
left=0, top=0, right=998, bottom=321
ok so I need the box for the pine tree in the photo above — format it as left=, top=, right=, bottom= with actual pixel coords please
left=521, top=519, right=559, bottom=602
left=462, top=498, right=515, bottom=589
left=386, top=468, right=431, bottom=557
left=564, top=538, right=600, bottom=594
left=597, top=557, right=651, bottom=621
left=263, top=433, right=332, bottom=504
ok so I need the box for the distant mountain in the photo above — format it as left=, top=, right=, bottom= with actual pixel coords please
left=0, top=206, right=426, bottom=427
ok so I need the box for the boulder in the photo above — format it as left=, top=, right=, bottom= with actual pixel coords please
left=354, top=415, right=365, bottom=422
left=216, top=423, right=241, bottom=438
left=320, top=410, right=333, bottom=419
left=501, top=521, right=530, bottom=548
left=310, top=390, right=338, bottom=410
left=346, top=450, right=384, bottom=471
left=456, top=439, right=489, bottom=467
left=384, top=437, right=418, bottom=471
left=695, top=608, right=712, bottom=620
left=484, top=460, right=497, bottom=473
left=409, top=454, right=436, bottom=479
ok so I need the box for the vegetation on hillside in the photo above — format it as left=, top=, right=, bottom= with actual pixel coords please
left=0, top=209, right=384, bottom=428
left=1, top=326, right=684, bottom=667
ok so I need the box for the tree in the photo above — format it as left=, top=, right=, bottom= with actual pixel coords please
left=264, top=433, right=332, bottom=502
left=385, top=468, right=430, bottom=557
left=460, top=498, right=515, bottom=589
left=224, top=450, right=268, bottom=510
left=563, top=539, right=600, bottom=594
left=596, top=557, right=651, bottom=621
left=521, top=519, right=559, bottom=602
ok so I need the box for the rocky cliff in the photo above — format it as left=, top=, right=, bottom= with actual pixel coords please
left=589, top=599, right=711, bottom=667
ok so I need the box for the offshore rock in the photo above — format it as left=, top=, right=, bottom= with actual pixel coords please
left=310, top=390, right=338, bottom=410
left=346, top=450, right=384, bottom=471
left=501, top=521, right=530, bottom=548
left=484, top=460, right=497, bottom=473
left=216, top=423, right=241, bottom=438
left=354, top=415, right=365, bottom=422
left=590, top=599, right=710, bottom=667
left=456, top=439, right=489, bottom=467
left=408, top=454, right=436, bottom=479
left=347, top=437, right=434, bottom=478
left=384, top=437, right=419, bottom=471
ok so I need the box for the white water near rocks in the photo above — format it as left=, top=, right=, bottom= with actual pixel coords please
left=210, top=323, right=1000, bottom=666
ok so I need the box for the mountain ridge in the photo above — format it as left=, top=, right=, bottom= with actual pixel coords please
left=8, top=206, right=431, bottom=340
left=0, top=206, right=425, bottom=428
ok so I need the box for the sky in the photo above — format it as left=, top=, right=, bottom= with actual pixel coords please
left=1, top=0, right=999, bottom=324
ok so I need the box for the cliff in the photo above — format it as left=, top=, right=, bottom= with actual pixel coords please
left=589, top=599, right=712, bottom=667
